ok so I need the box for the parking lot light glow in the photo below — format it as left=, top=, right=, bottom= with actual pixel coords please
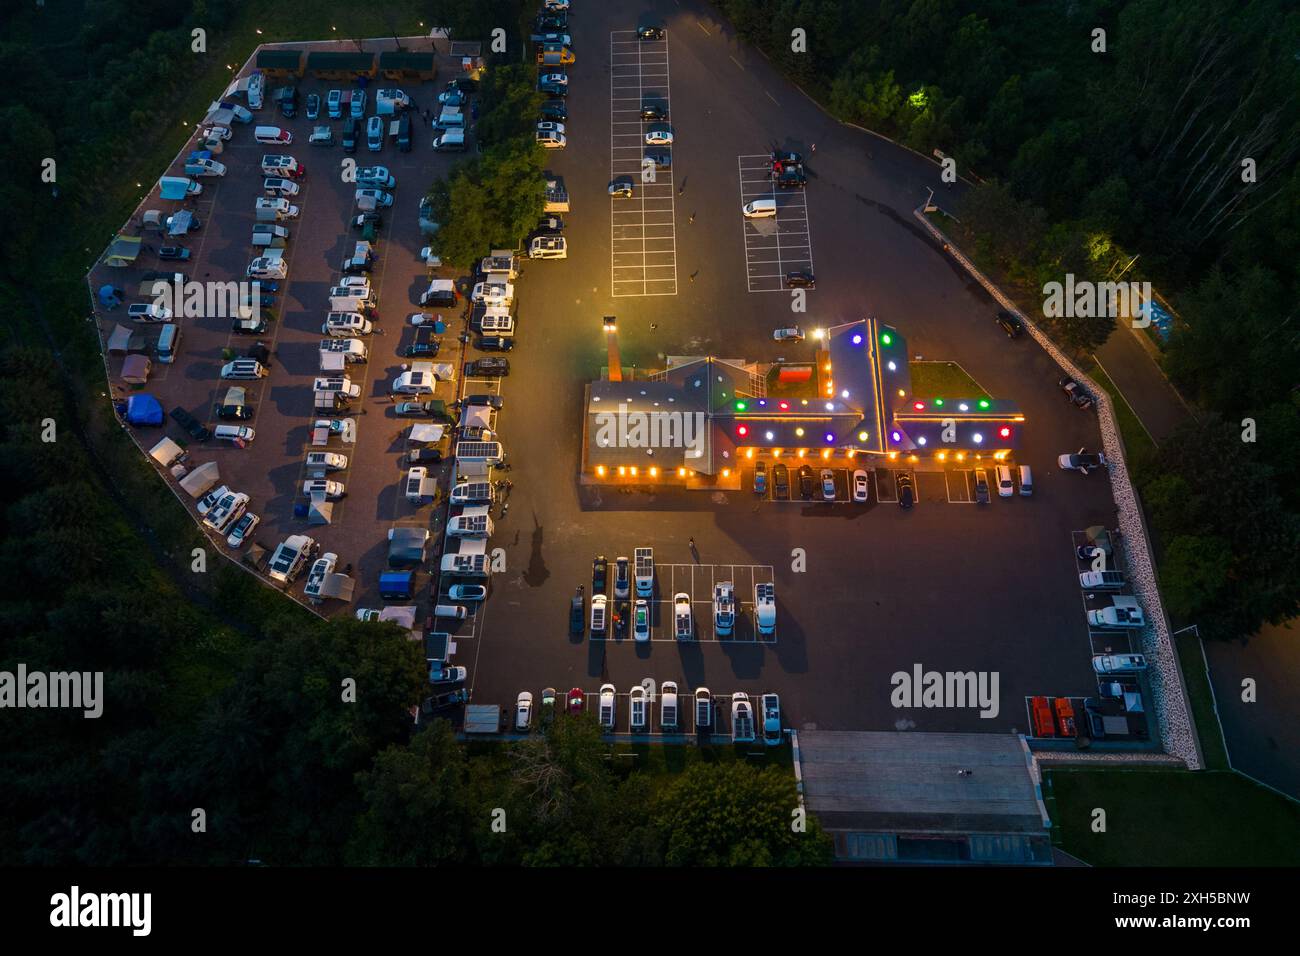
left=822, top=448, right=831, bottom=459
left=649, top=466, right=659, bottom=476
left=973, top=433, right=984, bottom=444
left=823, top=363, right=832, bottom=372
left=956, top=452, right=966, bottom=461
left=677, top=467, right=687, bottom=477
left=722, top=468, right=731, bottom=478
left=597, top=465, right=606, bottom=476
left=848, top=449, right=856, bottom=458
left=813, top=328, right=825, bottom=340
left=773, top=449, right=782, bottom=457
left=630, top=466, right=638, bottom=476
left=888, top=451, right=898, bottom=460
left=909, top=455, right=919, bottom=463
left=857, top=430, right=868, bottom=441
left=798, top=449, right=807, bottom=458
left=937, top=451, right=947, bottom=461
left=618, top=466, right=627, bottom=476
left=745, top=449, right=754, bottom=459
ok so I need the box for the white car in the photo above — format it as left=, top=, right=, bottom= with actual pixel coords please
left=598, top=683, right=616, bottom=730
left=196, top=484, right=230, bottom=516
left=355, top=608, right=382, bottom=622
left=247, top=257, right=288, bottom=280
left=633, top=598, right=650, bottom=642
left=538, top=72, right=568, bottom=87
left=355, top=187, right=394, bottom=208
left=202, top=125, right=232, bottom=141
left=536, top=129, right=566, bottom=148
left=127, top=302, right=172, bottom=322
left=536, top=120, right=566, bottom=136
left=645, top=126, right=673, bottom=145
left=366, top=115, right=384, bottom=151
left=449, top=584, right=487, bottom=602
left=327, top=89, right=343, bottom=118
left=349, top=89, right=367, bottom=117
left=226, top=511, right=259, bottom=548
left=996, top=464, right=1015, bottom=497
left=773, top=326, right=803, bottom=342
left=1092, top=654, right=1148, bottom=674
left=852, top=469, right=869, bottom=502
left=335, top=275, right=370, bottom=291
left=356, top=166, right=395, bottom=188
left=515, top=691, right=534, bottom=731
left=820, top=469, right=836, bottom=501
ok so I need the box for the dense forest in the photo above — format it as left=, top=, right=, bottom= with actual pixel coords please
left=717, top=0, right=1300, bottom=641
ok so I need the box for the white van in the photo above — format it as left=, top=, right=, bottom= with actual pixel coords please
left=590, top=594, right=608, bottom=636
left=1018, top=464, right=1034, bottom=497
left=156, top=323, right=180, bottom=364
left=629, top=687, right=648, bottom=733
left=433, top=604, right=468, bottom=619
left=220, top=359, right=267, bottom=380
left=263, top=176, right=300, bottom=196
left=743, top=198, right=778, bottom=218
left=660, top=681, right=679, bottom=731
left=254, top=125, right=292, bottom=145
left=213, top=424, right=256, bottom=443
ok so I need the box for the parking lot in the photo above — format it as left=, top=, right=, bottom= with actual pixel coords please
left=737, top=153, right=814, bottom=292
left=98, top=5, right=1156, bottom=747
left=609, top=29, right=677, bottom=296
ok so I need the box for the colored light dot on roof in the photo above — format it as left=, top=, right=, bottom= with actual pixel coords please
left=979, top=399, right=990, bottom=408
left=737, top=425, right=748, bottom=436
left=795, top=427, right=805, bottom=437
left=857, top=431, right=868, bottom=441
left=918, top=436, right=927, bottom=446
left=887, top=360, right=897, bottom=371
left=891, top=431, right=901, bottom=442
left=824, top=433, right=835, bottom=443
left=959, top=403, right=969, bottom=411
left=999, top=427, right=1011, bottom=438
left=757, top=399, right=767, bottom=407
left=736, top=401, right=747, bottom=411
left=973, top=433, right=983, bottom=443
left=779, top=401, right=789, bottom=410
left=825, top=402, right=834, bottom=411
left=881, top=333, right=892, bottom=345
left=765, top=431, right=775, bottom=440
left=842, top=389, right=850, bottom=399
left=852, top=334, right=863, bottom=345
left=913, top=401, right=925, bottom=410
left=934, top=398, right=944, bottom=406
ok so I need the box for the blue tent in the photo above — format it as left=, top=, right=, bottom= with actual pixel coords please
left=125, top=393, right=164, bottom=426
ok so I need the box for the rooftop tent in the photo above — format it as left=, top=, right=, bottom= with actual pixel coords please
left=159, top=176, right=196, bottom=201
left=148, top=436, right=185, bottom=467
left=121, top=354, right=151, bottom=385
left=124, top=393, right=164, bottom=426
left=307, top=498, right=334, bottom=525
left=178, top=460, right=220, bottom=498
left=407, top=423, right=445, bottom=444
left=105, top=234, right=142, bottom=268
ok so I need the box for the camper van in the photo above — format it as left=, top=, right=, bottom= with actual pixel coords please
left=251, top=224, right=289, bottom=248
left=660, top=681, right=679, bottom=731
left=450, top=481, right=495, bottom=506
left=254, top=125, right=292, bottom=145
left=454, top=441, right=504, bottom=465
left=432, top=128, right=466, bottom=151
left=255, top=197, right=298, bottom=221
left=319, top=338, right=368, bottom=364
left=742, top=198, right=778, bottom=218
left=447, top=505, right=493, bottom=538
left=477, top=310, right=515, bottom=336
left=440, top=552, right=490, bottom=579
left=155, top=323, right=181, bottom=364
left=634, top=547, right=654, bottom=597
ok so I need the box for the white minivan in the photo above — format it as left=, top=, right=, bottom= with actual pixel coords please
left=996, top=464, right=1015, bottom=497
left=1018, top=464, right=1034, bottom=497
left=254, top=125, right=292, bottom=145
left=742, top=198, right=777, bottom=218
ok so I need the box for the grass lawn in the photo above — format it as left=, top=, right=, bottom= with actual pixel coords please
left=1087, top=361, right=1157, bottom=468
left=908, top=361, right=986, bottom=399
left=1046, top=768, right=1300, bottom=866
left=1174, top=631, right=1231, bottom=770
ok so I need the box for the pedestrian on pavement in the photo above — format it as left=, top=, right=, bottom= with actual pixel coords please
left=650, top=322, right=658, bottom=331
left=810, top=142, right=816, bottom=153
left=502, top=502, right=510, bottom=517
left=688, top=213, right=695, bottom=224
left=688, top=537, right=695, bottom=549
left=689, top=270, right=698, bottom=282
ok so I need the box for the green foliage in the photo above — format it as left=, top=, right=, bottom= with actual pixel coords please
left=653, top=762, right=833, bottom=866
left=427, top=64, right=546, bottom=267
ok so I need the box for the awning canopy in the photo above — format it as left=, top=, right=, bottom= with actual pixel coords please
left=307, top=498, right=334, bottom=524
left=106, top=325, right=137, bottom=353
left=149, top=437, right=185, bottom=467
left=121, top=354, right=151, bottom=384
left=179, top=461, right=219, bottom=497
left=407, top=423, right=445, bottom=444
left=105, top=235, right=142, bottom=268
left=319, top=573, right=355, bottom=601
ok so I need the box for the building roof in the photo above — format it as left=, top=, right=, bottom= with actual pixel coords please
left=378, top=51, right=435, bottom=70
left=306, top=51, right=375, bottom=72
left=256, top=49, right=304, bottom=70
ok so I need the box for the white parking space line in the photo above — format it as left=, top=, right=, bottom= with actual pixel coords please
left=737, top=154, right=815, bottom=293
left=611, top=30, right=677, bottom=297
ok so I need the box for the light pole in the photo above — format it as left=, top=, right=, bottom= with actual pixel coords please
left=603, top=315, right=622, bottom=382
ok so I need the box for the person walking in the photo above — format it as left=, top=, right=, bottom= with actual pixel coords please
left=810, top=142, right=816, bottom=153
left=688, top=537, right=695, bottom=549
left=688, top=213, right=695, bottom=224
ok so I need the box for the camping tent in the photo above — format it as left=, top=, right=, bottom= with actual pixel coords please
left=105, top=235, right=142, bottom=268
left=307, top=498, right=334, bottom=525
left=106, top=324, right=146, bottom=354
left=407, top=423, right=445, bottom=444
left=459, top=405, right=491, bottom=430
left=318, top=573, right=356, bottom=602
left=149, top=437, right=185, bottom=467
left=381, top=606, right=419, bottom=629
left=124, top=393, right=164, bottom=426
left=121, top=354, right=151, bottom=385
left=178, top=461, right=219, bottom=498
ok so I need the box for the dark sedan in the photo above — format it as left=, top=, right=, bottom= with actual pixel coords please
left=785, top=271, right=816, bottom=289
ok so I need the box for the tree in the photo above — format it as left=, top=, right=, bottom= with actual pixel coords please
left=348, top=722, right=470, bottom=865
left=1159, top=535, right=1233, bottom=621
left=653, top=762, right=833, bottom=866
